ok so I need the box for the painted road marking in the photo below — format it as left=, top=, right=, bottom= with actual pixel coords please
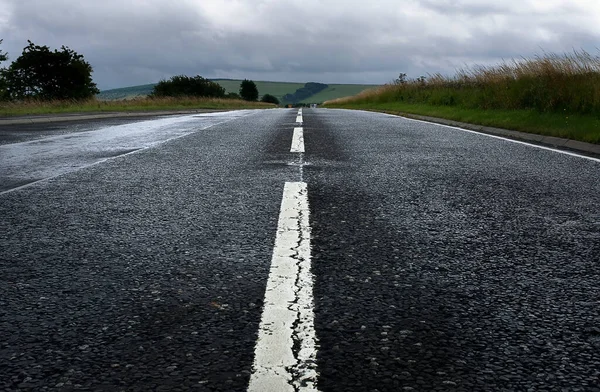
left=401, top=116, right=600, bottom=163
left=291, top=127, right=305, bottom=153
left=296, top=115, right=303, bottom=124
left=248, top=182, right=319, bottom=392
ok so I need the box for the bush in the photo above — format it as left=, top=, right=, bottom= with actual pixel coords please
left=2, top=40, right=99, bottom=101
left=239, top=79, right=258, bottom=101
left=261, top=94, right=279, bottom=105
left=225, top=92, right=241, bottom=100
left=151, top=75, right=225, bottom=98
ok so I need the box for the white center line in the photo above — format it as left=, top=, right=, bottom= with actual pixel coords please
left=291, top=127, right=305, bottom=153
left=296, top=115, right=303, bottom=124
left=248, top=182, right=319, bottom=392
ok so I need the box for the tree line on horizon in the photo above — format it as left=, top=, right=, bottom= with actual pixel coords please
left=0, top=40, right=279, bottom=105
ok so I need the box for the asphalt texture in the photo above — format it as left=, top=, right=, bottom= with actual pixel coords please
left=1, top=108, right=600, bottom=391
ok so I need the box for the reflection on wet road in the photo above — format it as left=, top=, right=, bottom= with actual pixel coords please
left=0, top=111, right=255, bottom=193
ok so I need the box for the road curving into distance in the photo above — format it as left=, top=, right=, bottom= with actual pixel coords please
left=1, top=108, right=599, bottom=391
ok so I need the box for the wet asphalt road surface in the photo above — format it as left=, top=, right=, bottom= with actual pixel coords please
left=1, top=108, right=600, bottom=391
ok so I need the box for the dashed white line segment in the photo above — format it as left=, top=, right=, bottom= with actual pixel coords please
left=248, top=182, right=319, bottom=392
left=291, top=127, right=305, bottom=153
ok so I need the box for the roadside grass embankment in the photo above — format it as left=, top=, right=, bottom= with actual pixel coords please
left=324, top=51, right=600, bottom=144
left=0, top=96, right=274, bottom=117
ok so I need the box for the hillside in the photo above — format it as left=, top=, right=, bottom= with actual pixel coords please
left=211, top=79, right=305, bottom=102
left=299, top=84, right=376, bottom=104
left=97, top=84, right=155, bottom=100
left=97, top=79, right=378, bottom=104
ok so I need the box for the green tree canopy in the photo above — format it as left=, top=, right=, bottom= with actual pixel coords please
left=261, top=93, right=279, bottom=105
left=0, top=39, right=8, bottom=101
left=0, top=39, right=7, bottom=63
left=3, top=41, right=99, bottom=100
left=151, top=75, right=225, bottom=98
left=239, top=79, right=259, bottom=101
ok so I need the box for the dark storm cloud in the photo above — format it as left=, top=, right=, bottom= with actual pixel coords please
left=0, top=0, right=598, bottom=89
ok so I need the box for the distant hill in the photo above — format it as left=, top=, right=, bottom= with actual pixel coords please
left=211, top=80, right=306, bottom=102
left=96, top=84, right=156, bottom=100
left=97, top=79, right=379, bottom=104
left=298, top=84, right=376, bottom=104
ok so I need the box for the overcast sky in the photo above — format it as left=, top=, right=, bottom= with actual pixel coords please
left=1, top=0, right=599, bottom=90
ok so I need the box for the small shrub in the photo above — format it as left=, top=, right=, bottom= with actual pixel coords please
left=261, top=94, right=279, bottom=105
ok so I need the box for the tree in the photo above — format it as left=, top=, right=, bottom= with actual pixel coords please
left=239, top=79, right=258, bottom=101
left=3, top=41, right=99, bottom=100
left=0, top=39, right=8, bottom=100
left=261, top=93, right=279, bottom=105
left=0, top=39, right=7, bottom=63
left=151, top=75, right=225, bottom=98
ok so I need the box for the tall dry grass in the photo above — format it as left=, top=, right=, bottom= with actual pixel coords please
left=326, top=50, right=600, bottom=115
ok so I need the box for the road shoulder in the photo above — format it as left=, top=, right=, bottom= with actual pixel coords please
left=0, top=109, right=229, bottom=126
left=363, top=110, right=600, bottom=158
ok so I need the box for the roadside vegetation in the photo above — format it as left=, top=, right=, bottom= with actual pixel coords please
left=0, top=96, right=273, bottom=116
left=261, top=93, right=280, bottom=105
left=325, top=51, right=600, bottom=144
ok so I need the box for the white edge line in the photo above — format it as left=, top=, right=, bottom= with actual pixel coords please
left=0, top=117, right=243, bottom=196
left=291, top=127, right=305, bottom=153
left=398, top=115, right=600, bottom=163
left=248, top=182, right=319, bottom=392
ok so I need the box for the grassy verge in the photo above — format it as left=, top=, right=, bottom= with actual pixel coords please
left=326, top=101, right=600, bottom=144
left=0, top=96, right=274, bottom=117
left=324, top=50, right=600, bottom=144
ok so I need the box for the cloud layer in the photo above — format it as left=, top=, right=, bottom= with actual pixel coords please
left=1, top=0, right=599, bottom=89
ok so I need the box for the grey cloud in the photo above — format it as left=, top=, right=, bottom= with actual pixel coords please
left=0, top=0, right=598, bottom=89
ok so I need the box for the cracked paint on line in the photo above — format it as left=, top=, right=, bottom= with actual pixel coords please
left=248, top=182, right=319, bottom=392
left=291, top=127, right=305, bottom=153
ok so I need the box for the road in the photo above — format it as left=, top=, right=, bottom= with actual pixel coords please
left=1, top=109, right=599, bottom=391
